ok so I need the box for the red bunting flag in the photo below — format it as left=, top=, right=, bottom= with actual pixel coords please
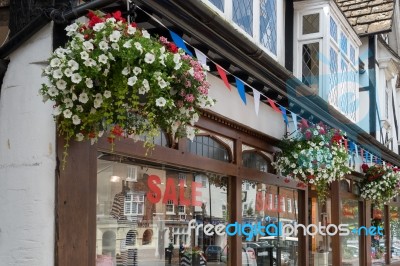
left=216, top=64, right=231, bottom=90
left=267, top=98, right=281, bottom=113
left=344, top=138, right=348, bottom=151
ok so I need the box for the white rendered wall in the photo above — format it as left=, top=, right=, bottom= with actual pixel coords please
left=206, top=74, right=286, bottom=140
left=0, top=24, right=55, bottom=266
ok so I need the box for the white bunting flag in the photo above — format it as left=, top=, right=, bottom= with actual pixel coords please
left=252, top=88, right=261, bottom=116
left=292, top=113, right=298, bottom=131
left=194, top=48, right=207, bottom=67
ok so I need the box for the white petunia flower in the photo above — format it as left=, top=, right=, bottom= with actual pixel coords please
left=99, top=41, right=109, bottom=51
left=76, top=105, right=83, bottom=112
left=53, top=69, right=63, bottom=79
left=93, top=22, right=105, bottom=32
left=71, top=93, right=77, bottom=101
left=63, top=109, right=72, bottom=118
left=64, top=68, right=73, bottom=77
left=83, top=41, right=94, bottom=51
left=127, top=76, right=138, bottom=86
left=190, top=113, right=199, bottom=126
left=173, top=53, right=181, bottom=64
left=98, top=54, right=108, bottom=64
left=155, top=97, right=166, bottom=107
left=111, top=43, right=119, bottom=50
left=71, top=73, right=82, bottom=84
left=106, top=17, right=116, bottom=23
left=144, top=53, right=155, bottom=64
left=134, top=42, right=143, bottom=53
left=76, top=133, right=84, bottom=141
left=122, top=67, right=130, bottom=76
left=160, top=46, right=166, bottom=54
left=64, top=98, right=73, bottom=108
left=80, top=51, right=89, bottom=60
left=127, top=25, right=136, bottom=35
left=44, top=66, right=52, bottom=75
left=93, top=99, right=102, bottom=108
left=142, top=30, right=150, bottom=38
left=174, top=62, right=182, bottom=70
left=138, top=87, right=147, bottom=94
left=68, top=60, right=79, bottom=71
left=158, top=78, right=168, bottom=89
left=123, top=40, right=132, bottom=48
left=48, top=86, right=59, bottom=97
left=50, top=58, right=61, bottom=68
left=72, top=115, right=81, bottom=125
left=84, top=58, right=97, bottom=67
left=133, top=67, right=142, bottom=75
left=79, top=92, right=89, bottom=103
left=85, top=78, right=93, bottom=88
left=56, top=79, right=67, bottom=90
left=65, top=23, right=78, bottom=34
left=95, top=93, right=102, bottom=101
left=104, top=90, right=111, bottom=98
left=109, top=30, right=121, bottom=42
left=142, top=79, right=150, bottom=90
left=186, top=126, right=195, bottom=141
left=53, top=106, right=62, bottom=116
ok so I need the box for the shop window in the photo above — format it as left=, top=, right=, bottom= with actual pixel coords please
left=242, top=150, right=271, bottom=172
left=371, top=205, right=386, bottom=264
left=390, top=206, right=400, bottom=262
left=302, top=42, right=320, bottom=89
left=233, top=0, right=253, bottom=36
left=96, top=156, right=228, bottom=264
left=178, top=173, right=187, bottom=186
left=341, top=199, right=360, bottom=265
left=187, top=135, right=231, bottom=162
left=287, top=198, right=292, bottom=213
left=302, top=13, right=319, bottom=34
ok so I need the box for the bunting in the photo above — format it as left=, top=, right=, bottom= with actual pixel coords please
left=280, top=106, right=289, bottom=125
left=267, top=99, right=281, bottom=113
left=292, top=113, right=298, bottom=131
left=194, top=48, right=207, bottom=66
left=169, top=30, right=193, bottom=56
left=253, top=88, right=261, bottom=116
left=235, top=78, right=247, bottom=105
left=216, top=64, right=231, bottom=90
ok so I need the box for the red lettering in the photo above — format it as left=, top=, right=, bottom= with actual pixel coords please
left=179, top=180, right=190, bottom=206
left=191, top=182, right=202, bottom=206
left=147, top=175, right=162, bottom=204
left=162, top=178, right=178, bottom=205
left=255, top=191, right=263, bottom=212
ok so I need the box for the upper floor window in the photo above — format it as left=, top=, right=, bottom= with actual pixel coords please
left=124, top=193, right=144, bottom=216
left=302, top=13, right=319, bottom=34
left=204, top=0, right=281, bottom=58
left=242, top=150, right=271, bottom=173
left=187, top=135, right=231, bottom=162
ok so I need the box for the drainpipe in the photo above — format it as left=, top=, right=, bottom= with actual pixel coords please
left=0, top=0, right=119, bottom=59
left=285, top=0, right=294, bottom=72
left=369, top=36, right=377, bottom=138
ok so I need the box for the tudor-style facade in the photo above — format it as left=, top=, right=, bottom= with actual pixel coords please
left=2, top=0, right=400, bottom=266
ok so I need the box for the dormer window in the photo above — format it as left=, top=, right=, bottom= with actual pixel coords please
left=294, top=1, right=361, bottom=122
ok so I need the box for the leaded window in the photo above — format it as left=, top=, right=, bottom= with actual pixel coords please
left=302, top=42, right=320, bottom=89
left=242, top=151, right=271, bottom=172
left=233, top=0, right=253, bottom=36
left=350, top=45, right=355, bottom=65
left=124, top=193, right=144, bottom=216
left=303, top=13, right=320, bottom=34
left=260, top=0, right=277, bottom=55
left=330, top=17, right=337, bottom=42
left=340, top=32, right=347, bottom=54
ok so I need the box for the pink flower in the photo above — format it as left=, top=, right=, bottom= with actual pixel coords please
left=185, top=94, right=195, bottom=103
left=179, top=90, right=186, bottom=97
left=159, top=36, right=169, bottom=44
left=176, top=100, right=184, bottom=108
left=305, top=131, right=312, bottom=140
left=185, top=80, right=191, bottom=88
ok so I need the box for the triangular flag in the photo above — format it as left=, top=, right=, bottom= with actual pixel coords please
left=344, top=138, right=348, bottom=151
left=252, top=88, right=261, bottom=116
left=216, top=64, right=231, bottom=90
left=194, top=48, right=207, bottom=66
left=361, top=148, right=364, bottom=160
left=169, top=30, right=193, bottom=56
left=292, top=113, right=298, bottom=131
left=354, top=143, right=358, bottom=158
left=267, top=98, right=281, bottom=113
left=280, top=106, right=289, bottom=125
left=235, top=78, right=247, bottom=105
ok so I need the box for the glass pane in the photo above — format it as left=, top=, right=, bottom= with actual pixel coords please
left=209, top=0, right=224, bottom=11
left=390, top=206, right=400, bottom=262
left=187, top=136, right=231, bottom=162
left=330, top=17, right=337, bottom=42
left=242, top=151, right=270, bottom=172
left=350, top=45, right=355, bottom=65
left=341, top=199, right=360, bottom=266
left=233, top=0, right=253, bottom=36
left=371, top=205, right=386, bottom=264
left=96, top=155, right=228, bottom=265
left=309, top=198, right=332, bottom=266
left=241, top=180, right=299, bottom=266
left=340, top=32, right=348, bottom=54
left=303, top=13, right=320, bottom=34
left=260, top=0, right=277, bottom=55
left=302, top=42, right=320, bottom=89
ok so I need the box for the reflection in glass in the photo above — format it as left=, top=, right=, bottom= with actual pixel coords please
left=371, top=204, right=386, bottom=264
left=96, top=155, right=228, bottom=265
left=390, top=206, right=400, bottom=262
left=341, top=199, right=359, bottom=266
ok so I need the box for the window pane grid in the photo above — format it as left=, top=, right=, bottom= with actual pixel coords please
left=303, top=13, right=320, bottom=34
left=350, top=45, right=355, bottom=65
left=302, top=42, right=320, bottom=89
left=260, top=0, right=277, bottom=55
left=340, top=32, right=348, bottom=54
left=209, top=0, right=224, bottom=11
left=233, top=0, right=253, bottom=36
left=187, top=136, right=230, bottom=162
left=330, top=17, right=337, bottom=42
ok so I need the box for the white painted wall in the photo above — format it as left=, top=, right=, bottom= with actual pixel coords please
left=0, top=24, right=55, bottom=266
left=206, top=74, right=286, bottom=140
